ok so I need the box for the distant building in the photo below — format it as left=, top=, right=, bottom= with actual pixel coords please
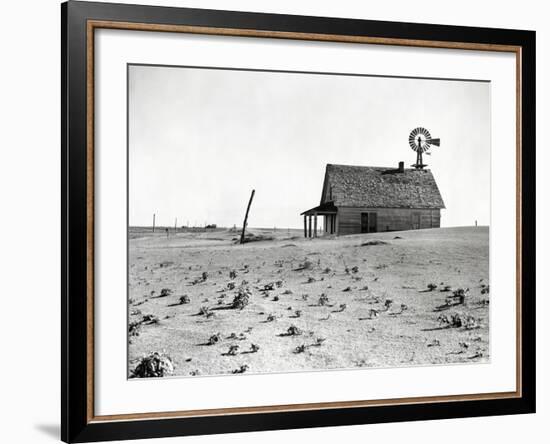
left=301, top=162, right=445, bottom=237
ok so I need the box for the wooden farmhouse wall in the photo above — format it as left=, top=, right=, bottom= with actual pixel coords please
left=337, top=207, right=441, bottom=235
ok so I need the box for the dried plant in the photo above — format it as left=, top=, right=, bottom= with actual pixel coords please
left=207, top=333, right=221, bottom=345
left=198, top=306, right=211, bottom=317
left=232, top=364, right=249, bottom=374
left=231, top=288, right=251, bottom=309
left=129, top=321, right=142, bottom=337
left=225, top=345, right=239, bottom=356
left=130, top=352, right=174, bottom=378
left=334, top=304, right=347, bottom=313
left=178, top=295, right=190, bottom=305
left=285, top=325, right=303, bottom=336
left=318, top=293, right=330, bottom=306
left=141, top=314, right=159, bottom=324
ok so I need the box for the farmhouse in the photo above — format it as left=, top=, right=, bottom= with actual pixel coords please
left=301, top=162, right=445, bottom=237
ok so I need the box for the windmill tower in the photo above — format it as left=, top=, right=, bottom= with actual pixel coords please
left=408, top=127, right=441, bottom=169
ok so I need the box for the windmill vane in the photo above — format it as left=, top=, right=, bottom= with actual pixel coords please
left=408, top=127, right=441, bottom=169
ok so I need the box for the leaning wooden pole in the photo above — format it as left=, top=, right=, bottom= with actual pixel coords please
left=240, top=189, right=256, bottom=244
left=152, top=213, right=156, bottom=233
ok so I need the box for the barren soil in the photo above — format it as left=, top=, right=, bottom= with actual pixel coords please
left=128, top=226, right=490, bottom=378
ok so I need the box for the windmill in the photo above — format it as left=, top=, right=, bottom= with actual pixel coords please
left=408, top=127, right=440, bottom=169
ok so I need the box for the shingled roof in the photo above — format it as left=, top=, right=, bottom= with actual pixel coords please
left=321, top=164, right=445, bottom=209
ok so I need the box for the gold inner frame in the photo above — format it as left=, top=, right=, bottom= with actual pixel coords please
left=86, top=19, right=523, bottom=423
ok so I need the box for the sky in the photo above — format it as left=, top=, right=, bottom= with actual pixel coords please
left=128, top=64, right=491, bottom=229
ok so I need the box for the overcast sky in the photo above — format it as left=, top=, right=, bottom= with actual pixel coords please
left=128, top=64, right=490, bottom=229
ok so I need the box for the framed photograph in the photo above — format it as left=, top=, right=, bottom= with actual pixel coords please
left=61, top=1, right=536, bottom=442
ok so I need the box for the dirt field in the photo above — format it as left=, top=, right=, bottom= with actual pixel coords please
left=128, top=226, right=490, bottom=378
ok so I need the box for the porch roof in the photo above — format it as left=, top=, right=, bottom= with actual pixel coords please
left=300, top=201, right=338, bottom=216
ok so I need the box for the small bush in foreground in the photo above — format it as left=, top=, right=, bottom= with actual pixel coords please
left=130, top=352, right=174, bottom=378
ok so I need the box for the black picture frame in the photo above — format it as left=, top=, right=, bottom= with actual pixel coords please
left=61, top=1, right=536, bottom=442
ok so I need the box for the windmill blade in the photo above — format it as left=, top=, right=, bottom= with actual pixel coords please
left=427, top=138, right=440, bottom=146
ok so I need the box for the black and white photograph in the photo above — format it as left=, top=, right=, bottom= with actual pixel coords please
left=127, top=64, right=491, bottom=378
left=0, top=0, right=542, bottom=442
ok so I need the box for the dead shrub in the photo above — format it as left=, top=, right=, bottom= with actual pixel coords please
left=318, top=293, right=330, bottom=306
left=141, top=314, right=159, bottom=325
left=293, top=260, right=313, bottom=271
left=231, top=288, right=251, bottom=309
left=129, top=321, right=142, bottom=337
left=225, top=345, right=239, bottom=356
left=334, top=304, right=347, bottom=313
left=285, top=325, right=303, bottom=336
left=207, top=333, right=221, bottom=345
left=438, top=312, right=478, bottom=329
left=130, top=352, right=174, bottom=378
left=198, top=306, right=212, bottom=317
left=232, top=364, right=249, bottom=374
left=178, top=295, right=190, bottom=305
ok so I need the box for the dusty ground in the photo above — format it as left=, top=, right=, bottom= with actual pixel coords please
left=128, top=226, right=490, bottom=378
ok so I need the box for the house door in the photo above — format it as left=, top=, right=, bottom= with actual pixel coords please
left=361, top=212, right=378, bottom=233
left=368, top=212, right=377, bottom=233
left=412, top=212, right=421, bottom=229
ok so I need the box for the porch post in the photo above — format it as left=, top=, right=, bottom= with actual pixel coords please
left=303, top=215, right=307, bottom=238
left=308, top=215, right=312, bottom=238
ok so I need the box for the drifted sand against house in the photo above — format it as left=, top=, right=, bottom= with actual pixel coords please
left=301, top=163, right=445, bottom=237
